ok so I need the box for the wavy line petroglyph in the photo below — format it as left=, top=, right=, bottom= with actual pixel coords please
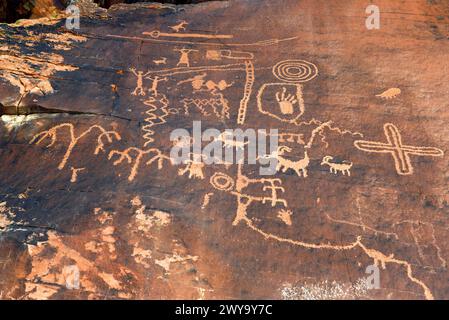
left=30, top=123, right=121, bottom=170
left=354, top=123, right=444, bottom=175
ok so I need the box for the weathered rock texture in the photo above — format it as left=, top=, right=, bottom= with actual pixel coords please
left=0, top=0, right=448, bottom=300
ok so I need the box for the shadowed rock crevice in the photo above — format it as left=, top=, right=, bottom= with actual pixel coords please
left=0, top=0, right=220, bottom=23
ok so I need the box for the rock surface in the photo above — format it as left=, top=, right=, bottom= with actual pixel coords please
left=0, top=0, right=448, bottom=300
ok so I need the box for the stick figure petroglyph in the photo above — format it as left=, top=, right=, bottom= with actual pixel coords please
left=146, top=75, right=168, bottom=97
left=130, top=68, right=151, bottom=96
left=174, top=48, right=199, bottom=68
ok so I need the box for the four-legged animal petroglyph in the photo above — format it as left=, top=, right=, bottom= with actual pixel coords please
left=321, top=156, right=353, bottom=176
left=169, top=21, right=189, bottom=33
left=267, top=146, right=309, bottom=178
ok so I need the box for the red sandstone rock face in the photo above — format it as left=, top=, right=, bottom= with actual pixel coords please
left=0, top=0, right=448, bottom=300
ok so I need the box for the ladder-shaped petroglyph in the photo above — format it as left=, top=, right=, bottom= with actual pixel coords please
left=210, top=164, right=288, bottom=226
left=354, top=123, right=444, bottom=175
left=321, top=156, right=353, bottom=176
left=30, top=123, right=121, bottom=171
left=237, top=60, right=255, bottom=124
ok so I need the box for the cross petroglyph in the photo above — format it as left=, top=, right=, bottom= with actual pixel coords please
left=354, top=123, right=444, bottom=175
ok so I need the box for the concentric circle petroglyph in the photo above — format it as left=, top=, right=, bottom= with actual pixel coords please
left=272, top=60, right=318, bottom=83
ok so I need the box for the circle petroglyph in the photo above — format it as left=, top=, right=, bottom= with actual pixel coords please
left=272, top=60, right=318, bottom=83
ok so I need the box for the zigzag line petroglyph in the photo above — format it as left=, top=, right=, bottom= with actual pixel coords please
left=142, top=94, right=176, bottom=147
left=30, top=123, right=121, bottom=170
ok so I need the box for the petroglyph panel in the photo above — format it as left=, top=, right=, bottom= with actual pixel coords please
left=0, top=0, right=448, bottom=301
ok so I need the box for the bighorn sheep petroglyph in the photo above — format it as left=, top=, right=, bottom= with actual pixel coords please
left=271, top=146, right=310, bottom=178
left=321, top=156, right=352, bottom=176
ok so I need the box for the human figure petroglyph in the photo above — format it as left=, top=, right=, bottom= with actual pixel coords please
left=178, top=159, right=205, bottom=180
left=174, top=48, right=199, bottom=68
left=321, top=156, right=353, bottom=176
left=30, top=123, right=121, bottom=171
left=210, top=164, right=287, bottom=226
left=129, top=68, right=151, bottom=96
left=354, top=123, right=444, bottom=175
left=146, top=75, right=168, bottom=97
